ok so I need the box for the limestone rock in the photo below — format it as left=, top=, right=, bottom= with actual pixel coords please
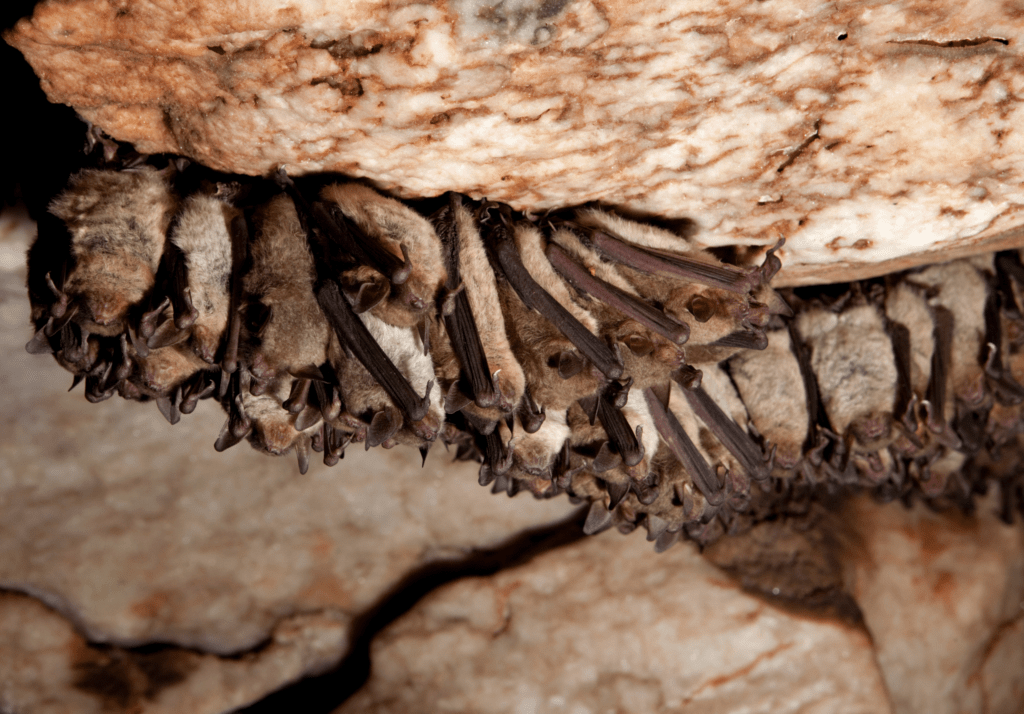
left=843, top=493, right=1024, bottom=714
left=335, top=529, right=892, bottom=714
left=0, top=592, right=348, bottom=714
left=8, top=0, right=1024, bottom=285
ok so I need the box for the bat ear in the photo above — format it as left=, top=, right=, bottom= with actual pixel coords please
left=246, top=302, right=274, bottom=336
left=345, top=278, right=389, bottom=314
left=156, top=392, right=181, bottom=425
left=645, top=514, right=669, bottom=542
left=653, top=528, right=682, bottom=553
left=591, top=442, right=621, bottom=473
left=366, top=407, right=402, bottom=448
left=673, top=365, right=703, bottom=390
left=444, top=382, right=472, bottom=414
left=283, top=378, right=311, bottom=414
left=577, top=394, right=599, bottom=425
left=556, top=349, right=585, bottom=379
left=47, top=303, right=79, bottom=336
left=294, top=404, right=322, bottom=432
left=622, top=333, right=654, bottom=356
left=393, top=243, right=413, bottom=286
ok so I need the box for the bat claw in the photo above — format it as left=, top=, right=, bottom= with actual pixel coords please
left=392, top=243, right=412, bottom=285
left=295, top=437, right=311, bottom=475
left=606, top=479, right=630, bottom=510
left=583, top=501, right=614, bottom=535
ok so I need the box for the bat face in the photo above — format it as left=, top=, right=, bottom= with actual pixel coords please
left=129, top=342, right=211, bottom=398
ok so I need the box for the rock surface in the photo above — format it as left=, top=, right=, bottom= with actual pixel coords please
left=8, top=0, right=1024, bottom=285
left=843, top=494, right=1024, bottom=714
left=335, top=528, right=893, bottom=714
left=0, top=592, right=348, bottom=714
left=336, top=493, right=1024, bottom=714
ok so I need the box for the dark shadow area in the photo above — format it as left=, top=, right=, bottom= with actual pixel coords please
left=2, top=1, right=87, bottom=216
left=239, top=506, right=589, bottom=713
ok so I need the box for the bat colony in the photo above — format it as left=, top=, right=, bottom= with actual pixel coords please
left=24, top=159, right=1024, bottom=551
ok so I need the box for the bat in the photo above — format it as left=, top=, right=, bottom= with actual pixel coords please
left=47, top=166, right=177, bottom=335
left=319, top=183, right=445, bottom=327
left=484, top=208, right=624, bottom=380
left=545, top=226, right=688, bottom=390
left=432, top=194, right=525, bottom=417
left=726, top=327, right=810, bottom=471
left=167, top=193, right=236, bottom=363
left=240, top=194, right=335, bottom=408
left=794, top=302, right=899, bottom=451
left=562, top=209, right=788, bottom=361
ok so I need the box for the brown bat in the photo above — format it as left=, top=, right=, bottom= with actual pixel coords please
left=795, top=302, right=899, bottom=451
left=494, top=259, right=604, bottom=414
left=545, top=226, right=688, bottom=391
left=239, top=372, right=323, bottom=474
left=485, top=209, right=624, bottom=380
left=240, top=194, right=334, bottom=401
left=331, top=310, right=444, bottom=447
left=431, top=194, right=525, bottom=417
left=726, top=327, right=810, bottom=471
left=319, top=182, right=445, bottom=327
left=166, top=193, right=237, bottom=363
left=562, top=210, right=787, bottom=363
left=47, top=166, right=177, bottom=335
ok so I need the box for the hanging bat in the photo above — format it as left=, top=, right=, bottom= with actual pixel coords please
left=794, top=302, right=899, bottom=452
left=511, top=407, right=571, bottom=478
left=726, top=327, right=810, bottom=471
left=884, top=279, right=935, bottom=427
left=47, top=166, right=177, bottom=335
left=907, top=258, right=994, bottom=450
left=544, top=226, right=688, bottom=390
left=165, top=192, right=237, bottom=363
left=332, top=310, right=443, bottom=447
left=319, top=182, right=445, bottom=327
left=562, top=209, right=788, bottom=358
left=484, top=208, right=624, bottom=380
left=240, top=194, right=335, bottom=406
left=238, top=373, right=323, bottom=474
left=431, top=194, right=525, bottom=418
